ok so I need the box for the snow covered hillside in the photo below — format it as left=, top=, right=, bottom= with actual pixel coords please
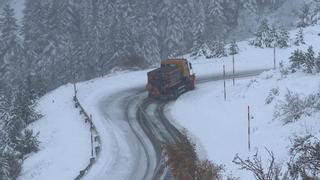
left=18, top=85, right=91, bottom=180
left=19, top=25, right=320, bottom=179
left=18, top=71, right=150, bottom=180
left=169, top=25, right=320, bottom=179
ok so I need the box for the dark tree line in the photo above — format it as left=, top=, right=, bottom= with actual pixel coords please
left=0, top=4, right=40, bottom=179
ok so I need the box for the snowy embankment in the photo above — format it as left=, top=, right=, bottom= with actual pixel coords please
left=18, top=86, right=91, bottom=180
left=18, top=70, right=149, bottom=180
left=169, top=25, right=320, bottom=179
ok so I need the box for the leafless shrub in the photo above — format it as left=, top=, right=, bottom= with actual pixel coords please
left=274, top=90, right=310, bottom=124
left=287, top=135, right=320, bottom=179
left=233, top=149, right=282, bottom=180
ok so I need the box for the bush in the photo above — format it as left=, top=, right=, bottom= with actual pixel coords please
left=274, top=90, right=309, bottom=124
left=287, top=135, right=320, bottom=179
left=16, top=130, right=40, bottom=155
left=233, top=149, right=282, bottom=180
left=289, top=46, right=320, bottom=73
left=164, top=131, right=223, bottom=180
left=265, top=87, right=280, bottom=104
left=279, top=61, right=289, bottom=77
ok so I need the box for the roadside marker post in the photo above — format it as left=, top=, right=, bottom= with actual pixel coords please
left=232, top=55, right=235, bottom=85
left=223, top=65, right=226, bottom=101
left=274, top=46, right=276, bottom=69
left=248, top=106, right=251, bottom=152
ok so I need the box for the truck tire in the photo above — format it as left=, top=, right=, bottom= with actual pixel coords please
left=172, top=88, right=179, bottom=100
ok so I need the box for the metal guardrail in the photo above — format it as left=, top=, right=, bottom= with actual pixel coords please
left=72, top=84, right=101, bottom=180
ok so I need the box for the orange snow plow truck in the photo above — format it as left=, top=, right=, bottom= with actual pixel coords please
left=146, top=59, right=195, bottom=99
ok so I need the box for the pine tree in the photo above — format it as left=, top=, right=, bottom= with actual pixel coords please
left=242, top=0, right=257, bottom=14
left=269, top=24, right=278, bottom=48
left=297, top=4, right=311, bottom=28
left=277, top=26, right=290, bottom=48
left=315, top=53, right=320, bottom=73
left=0, top=153, right=10, bottom=180
left=0, top=4, right=23, bottom=84
left=142, top=12, right=160, bottom=66
left=290, top=49, right=305, bottom=70
left=229, top=40, right=239, bottom=56
left=253, top=19, right=271, bottom=48
left=312, top=3, right=320, bottom=25
left=304, top=46, right=315, bottom=73
left=160, top=1, right=185, bottom=58
left=206, top=0, right=227, bottom=41
left=213, top=40, right=227, bottom=58
left=294, top=28, right=305, bottom=46
left=191, top=0, right=205, bottom=53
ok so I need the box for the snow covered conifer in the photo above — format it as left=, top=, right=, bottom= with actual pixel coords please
left=229, top=40, right=239, bottom=56
left=213, top=40, right=227, bottom=58
left=289, top=49, right=305, bottom=70
left=312, top=3, right=320, bottom=24
left=304, top=46, right=316, bottom=73
left=206, top=0, right=227, bottom=40
left=289, top=46, right=316, bottom=73
left=294, top=28, right=305, bottom=46
left=315, top=53, right=320, bottom=73
left=297, top=4, right=311, bottom=28
left=0, top=4, right=23, bottom=83
left=269, top=25, right=278, bottom=48
left=276, top=26, right=290, bottom=48
left=253, top=19, right=271, bottom=48
left=242, top=0, right=257, bottom=14
left=0, top=154, right=10, bottom=180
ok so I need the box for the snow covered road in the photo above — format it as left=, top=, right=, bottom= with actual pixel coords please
left=83, top=69, right=268, bottom=180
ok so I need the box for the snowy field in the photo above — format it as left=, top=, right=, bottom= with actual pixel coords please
left=19, top=25, right=320, bottom=179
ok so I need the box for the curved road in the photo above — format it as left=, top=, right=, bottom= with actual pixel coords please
left=97, top=69, right=269, bottom=180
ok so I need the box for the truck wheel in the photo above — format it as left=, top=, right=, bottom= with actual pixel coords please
left=173, top=89, right=179, bottom=100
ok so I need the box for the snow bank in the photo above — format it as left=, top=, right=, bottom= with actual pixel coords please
left=18, top=85, right=91, bottom=180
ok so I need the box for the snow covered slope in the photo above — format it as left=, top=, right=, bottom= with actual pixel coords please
left=19, top=24, right=320, bottom=179
left=18, top=70, right=152, bottom=180
left=169, top=25, right=320, bottom=179
left=18, top=85, right=91, bottom=180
